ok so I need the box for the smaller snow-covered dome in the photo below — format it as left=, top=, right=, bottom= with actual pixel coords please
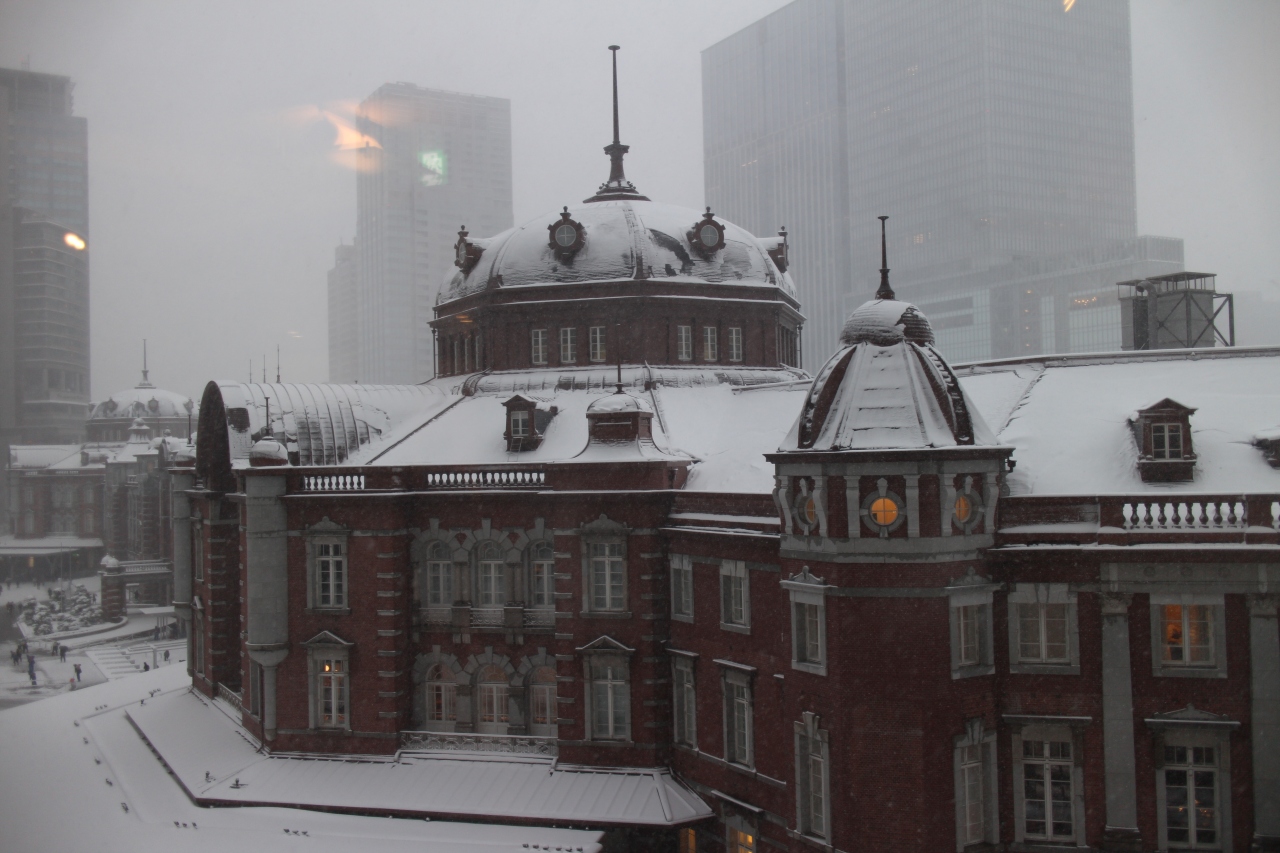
left=587, top=392, right=653, bottom=414
left=91, top=385, right=195, bottom=421
left=840, top=299, right=935, bottom=347
left=249, top=436, right=289, bottom=466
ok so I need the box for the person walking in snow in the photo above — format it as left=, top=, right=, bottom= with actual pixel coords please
left=143, top=662, right=150, bottom=672
left=73, top=663, right=82, bottom=682
left=59, top=645, right=67, bottom=662
left=163, top=649, right=170, bottom=663
left=27, top=655, right=36, bottom=686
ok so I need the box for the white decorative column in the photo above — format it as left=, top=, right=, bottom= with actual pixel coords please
left=904, top=474, right=920, bottom=538
left=1249, top=594, right=1280, bottom=849
left=1100, top=592, right=1141, bottom=850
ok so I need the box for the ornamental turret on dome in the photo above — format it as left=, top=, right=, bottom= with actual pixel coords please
left=583, top=46, right=649, bottom=204
left=781, top=217, right=997, bottom=452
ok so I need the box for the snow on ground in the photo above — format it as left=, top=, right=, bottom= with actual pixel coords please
left=0, top=666, right=602, bottom=853
left=958, top=351, right=1280, bottom=495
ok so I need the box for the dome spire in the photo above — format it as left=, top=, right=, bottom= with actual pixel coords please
left=137, top=339, right=154, bottom=389
left=876, top=215, right=895, bottom=300
left=584, top=45, right=649, bottom=203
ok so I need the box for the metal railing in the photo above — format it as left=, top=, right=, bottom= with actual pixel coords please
left=399, top=730, right=557, bottom=757
left=216, top=682, right=243, bottom=713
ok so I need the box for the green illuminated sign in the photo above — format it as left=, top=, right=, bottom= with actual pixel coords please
left=420, top=150, right=447, bottom=186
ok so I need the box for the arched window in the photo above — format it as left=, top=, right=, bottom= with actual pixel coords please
left=530, top=665, right=558, bottom=737
left=477, top=664, right=509, bottom=734
left=476, top=541, right=506, bottom=607
left=425, top=664, right=456, bottom=731
left=424, top=541, right=453, bottom=607
left=529, top=542, right=555, bottom=608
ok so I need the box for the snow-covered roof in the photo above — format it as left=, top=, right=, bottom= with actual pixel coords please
left=8, top=444, right=83, bottom=469
left=0, top=665, right=603, bottom=853
left=443, top=199, right=796, bottom=302
left=358, top=366, right=810, bottom=494
left=123, top=680, right=706, bottom=828
left=955, top=346, right=1280, bottom=495
left=199, top=382, right=449, bottom=470
left=91, top=383, right=195, bottom=421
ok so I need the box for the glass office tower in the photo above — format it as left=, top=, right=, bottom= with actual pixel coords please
left=703, top=0, right=1182, bottom=364
left=352, top=84, right=513, bottom=384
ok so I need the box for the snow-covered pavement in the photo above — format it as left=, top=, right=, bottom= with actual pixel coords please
left=0, top=666, right=603, bottom=853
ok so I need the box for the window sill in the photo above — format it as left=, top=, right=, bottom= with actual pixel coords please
left=305, top=607, right=352, bottom=617
left=1153, top=664, right=1227, bottom=679
left=791, top=660, right=827, bottom=677
left=719, top=622, right=752, bottom=635
left=1009, top=663, right=1081, bottom=676
left=951, top=663, right=995, bottom=680
left=671, top=613, right=694, bottom=624
left=579, top=610, right=633, bottom=619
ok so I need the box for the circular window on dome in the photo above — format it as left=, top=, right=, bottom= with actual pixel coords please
left=951, top=476, right=985, bottom=534
left=688, top=207, right=725, bottom=257
left=547, top=206, right=585, bottom=260
left=791, top=480, right=823, bottom=534
left=861, top=478, right=906, bottom=538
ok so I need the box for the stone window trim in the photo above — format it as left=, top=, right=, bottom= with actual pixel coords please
left=794, top=711, right=831, bottom=842
left=782, top=567, right=832, bottom=676
left=1007, top=583, right=1081, bottom=675
left=948, top=577, right=999, bottom=679
left=304, top=517, right=351, bottom=614
left=724, top=812, right=759, bottom=853
left=720, top=559, right=752, bottom=634
left=718, top=659, right=756, bottom=770
left=527, top=540, right=556, bottom=610
left=303, top=630, right=354, bottom=732
left=192, top=513, right=204, bottom=583
left=1149, top=593, right=1228, bottom=679
left=671, top=650, right=698, bottom=748
left=1146, top=706, right=1239, bottom=853
left=579, top=515, right=629, bottom=616
left=411, top=647, right=463, bottom=731
left=463, top=651, right=517, bottom=735
left=670, top=553, right=694, bottom=623
left=953, top=718, right=999, bottom=852
left=860, top=478, right=907, bottom=538
left=728, top=326, right=744, bottom=362
left=531, top=328, right=549, bottom=366
left=578, top=635, right=634, bottom=743
left=1005, top=716, right=1091, bottom=846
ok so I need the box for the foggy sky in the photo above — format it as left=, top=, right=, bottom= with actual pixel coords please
left=0, top=0, right=1276, bottom=403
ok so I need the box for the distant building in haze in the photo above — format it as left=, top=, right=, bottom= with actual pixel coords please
left=327, top=242, right=358, bottom=383
left=346, top=83, right=513, bottom=384
left=0, top=68, right=90, bottom=445
left=702, top=0, right=1184, bottom=365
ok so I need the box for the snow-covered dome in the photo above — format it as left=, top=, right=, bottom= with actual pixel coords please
left=587, top=392, right=653, bottom=414
left=839, top=299, right=935, bottom=347
left=91, top=382, right=194, bottom=421
left=783, top=294, right=995, bottom=452
left=443, top=199, right=795, bottom=302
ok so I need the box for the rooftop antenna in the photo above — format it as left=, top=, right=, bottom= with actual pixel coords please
left=276, top=345, right=281, bottom=384
left=875, top=215, right=895, bottom=300
left=263, top=394, right=271, bottom=438
left=262, top=354, right=266, bottom=384
left=583, top=45, right=649, bottom=203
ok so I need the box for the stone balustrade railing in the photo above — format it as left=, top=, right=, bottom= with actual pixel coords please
left=399, top=730, right=557, bottom=757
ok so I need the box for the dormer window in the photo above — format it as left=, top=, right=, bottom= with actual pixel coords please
left=688, top=207, right=725, bottom=257
left=1130, top=398, right=1197, bottom=482
left=503, top=395, right=557, bottom=452
left=548, top=207, right=585, bottom=260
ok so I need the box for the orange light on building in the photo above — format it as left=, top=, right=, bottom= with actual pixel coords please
left=64, top=232, right=86, bottom=250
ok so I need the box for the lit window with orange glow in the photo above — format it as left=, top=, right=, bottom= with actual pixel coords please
left=1162, top=604, right=1213, bottom=665
left=317, top=655, right=347, bottom=728
left=861, top=478, right=906, bottom=537
left=64, top=232, right=86, bottom=251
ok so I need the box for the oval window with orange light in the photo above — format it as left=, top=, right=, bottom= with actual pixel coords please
left=954, top=494, right=973, bottom=524
left=869, top=497, right=899, bottom=526
left=861, top=481, right=906, bottom=537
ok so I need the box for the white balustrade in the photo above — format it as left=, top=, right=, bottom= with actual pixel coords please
left=1119, top=498, right=1246, bottom=530
left=399, top=731, right=557, bottom=757
left=302, top=474, right=366, bottom=492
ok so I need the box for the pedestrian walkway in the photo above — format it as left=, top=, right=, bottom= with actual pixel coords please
left=85, top=639, right=186, bottom=681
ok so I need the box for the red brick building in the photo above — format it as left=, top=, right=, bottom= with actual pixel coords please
left=174, top=141, right=1280, bottom=852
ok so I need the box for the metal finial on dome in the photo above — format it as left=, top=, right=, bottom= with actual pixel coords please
left=137, top=339, right=154, bottom=389
left=876, top=216, right=895, bottom=300
left=584, top=45, right=650, bottom=204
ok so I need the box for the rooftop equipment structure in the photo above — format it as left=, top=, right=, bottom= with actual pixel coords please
left=1117, top=272, right=1234, bottom=350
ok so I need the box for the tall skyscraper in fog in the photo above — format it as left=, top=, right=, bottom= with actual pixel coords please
left=327, top=242, right=358, bottom=383
left=346, top=84, right=512, bottom=384
left=0, top=68, right=90, bottom=444
left=703, top=0, right=1183, bottom=364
